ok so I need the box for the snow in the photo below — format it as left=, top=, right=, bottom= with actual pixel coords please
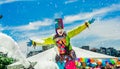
left=8, top=45, right=116, bottom=69
left=0, top=33, right=58, bottom=69
left=0, top=33, right=30, bottom=68
left=0, top=33, right=116, bottom=69
left=34, top=60, right=59, bottom=69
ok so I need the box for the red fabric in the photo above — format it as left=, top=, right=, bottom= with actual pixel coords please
left=65, top=60, right=76, bottom=69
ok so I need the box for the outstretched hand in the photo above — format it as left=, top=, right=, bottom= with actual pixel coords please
left=88, top=18, right=95, bottom=24
left=27, top=39, right=33, bottom=47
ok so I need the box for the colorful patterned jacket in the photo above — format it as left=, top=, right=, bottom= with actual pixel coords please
left=31, top=22, right=91, bottom=53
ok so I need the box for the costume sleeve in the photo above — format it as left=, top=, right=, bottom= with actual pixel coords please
left=67, top=22, right=90, bottom=38
left=32, top=36, right=55, bottom=46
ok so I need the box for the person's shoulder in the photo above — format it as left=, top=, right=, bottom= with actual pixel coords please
left=63, top=31, right=67, bottom=36
left=53, top=34, right=58, bottom=39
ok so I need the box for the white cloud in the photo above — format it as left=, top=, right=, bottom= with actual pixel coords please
left=3, top=3, right=120, bottom=32
left=64, top=0, right=78, bottom=4
left=70, top=16, right=120, bottom=49
left=1, top=3, right=120, bottom=51
left=24, top=29, right=54, bottom=40
left=0, top=0, right=17, bottom=4
left=6, top=18, right=53, bottom=31
left=0, top=0, right=33, bottom=5
left=18, top=17, right=120, bottom=50
left=0, top=24, right=4, bottom=31
left=64, top=4, right=120, bottom=23
left=90, top=17, right=120, bottom=39
left=88, top=39, right=120, bottom=49
left=10, top=25, right=55, bottom=42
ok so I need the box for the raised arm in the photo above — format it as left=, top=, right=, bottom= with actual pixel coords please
left=67, top=18, right=95, bottom=38
left=27, top=36, right=55, bottom=47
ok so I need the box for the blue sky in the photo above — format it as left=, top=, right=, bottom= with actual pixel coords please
left=0, top=0, right=120, bottom=52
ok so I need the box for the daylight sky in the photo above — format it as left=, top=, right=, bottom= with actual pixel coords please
left=0, top=0, right=120, bottom=52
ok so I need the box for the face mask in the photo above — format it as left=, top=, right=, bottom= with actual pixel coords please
left=57, top=29, right=64, bottom=36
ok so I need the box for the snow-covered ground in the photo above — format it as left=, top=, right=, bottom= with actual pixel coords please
left=0, top=33, right=116, bottom=69
left=8, top=44, right=116, bottom=69
left=0, top=33, right=30, bottom=68
left=0, top=33, right=59, bottom=69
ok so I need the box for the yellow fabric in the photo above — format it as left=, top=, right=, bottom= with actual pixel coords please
left=32, top=36, right=55, bottom=46
left=32, top=22, right=90, bottom=46
left=67, top=22, right=90, bottom=38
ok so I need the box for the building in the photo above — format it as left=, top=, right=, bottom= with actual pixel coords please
left=117, top=50, right=120, bottom=57
left=81, top=46, right=90, bottom=50
left=27, top=50, right=43, bottom=57
left=0, top=52, right=7, bottom=57
left=106, top=47, right=118, bottom=56
left=100, top=47, right=107, bottom=54
left=27, top=45, right=54, bottom=57
left=90, top=48, right=97, bottom=52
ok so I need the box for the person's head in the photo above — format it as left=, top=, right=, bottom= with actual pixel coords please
left=56, top=28, right=64, bottom=36
left=55, top=18, right=64, bottom=36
